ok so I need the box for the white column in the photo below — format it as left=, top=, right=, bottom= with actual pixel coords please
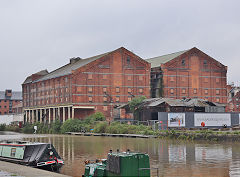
left=48, top=108, right=51, bottom=124
left=40, top=109, right=42, bottom=123
left=63, top=107, right=65, bottom=122
left=53, top=108, right=55, bottom=122
left=68, top=107, right=71, bottom=119
left=32, top=110, right=34, bottom=124
left=58, top=107, right=60, bottom=121
left=44, top=109, right=47, bottom=124
left=28, top=110, right=31, bottom=123
left=72, top=107, right=74, bottom=119
left=37, top=109, right=39, bottom=122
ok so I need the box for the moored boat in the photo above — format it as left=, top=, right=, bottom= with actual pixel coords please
left=83, top=149, right=150, bottom=177
left=0, top=141, right=64, bottom=172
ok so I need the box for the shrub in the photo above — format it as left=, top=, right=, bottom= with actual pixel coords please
left=93, top=122, right=108, bottom=133
left=0, top=124, right=6, bottom=131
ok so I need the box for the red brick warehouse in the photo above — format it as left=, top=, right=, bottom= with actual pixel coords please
left=22, top=47, right=151, bottom=123
left=0, top=90, right=22, bottom=115
left=147, top=47, right=227, bottom=104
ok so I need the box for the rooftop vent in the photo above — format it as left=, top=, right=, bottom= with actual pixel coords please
left=70, top=57, right=81, bottom=64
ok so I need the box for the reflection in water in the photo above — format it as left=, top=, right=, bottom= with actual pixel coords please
left=20, top=135, right=240, bottom=177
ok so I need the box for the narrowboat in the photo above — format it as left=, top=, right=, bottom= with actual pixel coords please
left=0, top=141, right=64, bottom=172
left=83, top=150, right=150, bottom=177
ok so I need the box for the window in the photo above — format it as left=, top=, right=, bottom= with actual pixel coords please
left=139, top=88, right=143, bottom=93
left=205, top=89, right=208, bottom=94
left=88, top=74, right=93, bottom=79
left=88, top=87, right=93, bottom=93
left=216, top=78, right=220, bottom=83
left=194, top=88, right=197, bottom=94
left=182, top=59, right=185, bottom=66
left=216, top=89, right=220, bottom=95
left=103, top=75, right=107, bottom=79
left=77, top=87, right=81, bottom=92
left=182, top=77, right=186, bottom=82
left=127, top=76, right=132, bottom=81
left=116, top=87, right=120, bottom=93
left=4, top=106, right=6, bottom=108
left=127, top=88, right=132, bottom=93
left=204, top=77, right=208, bottom=83
left=128, top=97, right=132, bottom=102
left=139, top=75, right=143, bottom=81
left=116, top=96, right=120, bottom=102
left=65, top=77, right=68, bottom=83
left=103, top=87, right=107, bottom=93
left=216, top=98, right=220, bottom=103
left=203, top=60, right=207, bottom=66
left=103, top=106, right=108, bottom=111
left=103, top=96, right=107, bottom=102
left=182, top=88, right=186, bottom=94
left=88, top=96, right=93, bottom=102
left=170, top=77, right=174, bottom=82
left=127, top=56, right=131, bottom=65
left=10, top=148, right=16, bottom=157
left=170, top=89, right=174, bottom=94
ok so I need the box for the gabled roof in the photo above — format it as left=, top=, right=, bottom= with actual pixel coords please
left=146, top=49, right=189, bottom=68
left=0, top=91, right=22, bottom=100
left=34, top=52, right=111, bottom=82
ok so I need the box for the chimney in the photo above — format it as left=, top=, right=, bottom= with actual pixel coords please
left=5, top=89, right=12, bottom=98
left=70, top=57, right=81, bottom=64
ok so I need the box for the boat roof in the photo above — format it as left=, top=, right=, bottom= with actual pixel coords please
left=0, top=141, right=50, bottom=146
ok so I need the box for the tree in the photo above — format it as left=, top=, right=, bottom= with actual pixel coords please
left=128, top=96, right=146, bottom=120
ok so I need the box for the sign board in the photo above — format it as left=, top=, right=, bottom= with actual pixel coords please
left=194, top=113, right=231, bottom=127
left=168, top=113, right=185, bottom=127
left=239, top=114, right=240, bottom=125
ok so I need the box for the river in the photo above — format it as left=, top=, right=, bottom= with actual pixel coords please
left=1, top=132, right=240, bottom=176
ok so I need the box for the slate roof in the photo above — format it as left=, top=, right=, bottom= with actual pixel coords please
left=146, top=49, right=190, bottom=68
left=0, top=91, right=22, bottom=100
left=138, top=98, right=225, bottom=108
left=23, top=70, right=49, bottom=84
left=31, top=51, right=111, bottom=83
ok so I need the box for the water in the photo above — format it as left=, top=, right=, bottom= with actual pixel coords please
left=1, top=132, right=240, bottom=177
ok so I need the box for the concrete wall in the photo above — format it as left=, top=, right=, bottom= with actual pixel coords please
left=158, top=112, right=239, bottom=128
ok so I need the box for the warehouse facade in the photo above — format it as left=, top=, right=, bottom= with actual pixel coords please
left=22, top=47, right=151, bottom=123
left=146, top=47, right=228, bottom=104
left=0, top=89, right=22, bottom=115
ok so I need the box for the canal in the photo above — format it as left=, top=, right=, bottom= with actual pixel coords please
left=1, top=132, right=240, bottom=176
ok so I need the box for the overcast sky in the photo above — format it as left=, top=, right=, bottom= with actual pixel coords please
left=0, top=0, right=239, bottom=91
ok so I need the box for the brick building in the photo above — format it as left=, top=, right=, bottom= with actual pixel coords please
left=146, top=47, right=227, bottom=104
left=226, top=84, right=240, bottom=112
left=22, top=47, right=151, bottom=123
left=0, top=90, right=22, bottom=115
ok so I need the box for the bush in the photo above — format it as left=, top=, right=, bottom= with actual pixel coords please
left=0, top=124, right=6, bottom=131
left=93, top=122, right=108, bottom=133
left=61, top=119, right=83, bottom=133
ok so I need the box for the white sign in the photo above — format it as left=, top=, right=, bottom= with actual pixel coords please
left=239, top=114, right=240, bottom=125
left=194, top=113, right=231, bottom=127
left=168, top=113, right=185, bottom=127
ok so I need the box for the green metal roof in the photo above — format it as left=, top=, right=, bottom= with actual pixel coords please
left=146, top=49, right=190, bottom=68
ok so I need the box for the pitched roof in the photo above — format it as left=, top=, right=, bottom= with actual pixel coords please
left=0, top=91, right=22, bottom=100
left=146, top=49, right=190, bottom=68
left=33, top=51, right=111, bottom=83
left=138, top=98, right=224, bottom=108
left=23, top=70, right=49, bottom=84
